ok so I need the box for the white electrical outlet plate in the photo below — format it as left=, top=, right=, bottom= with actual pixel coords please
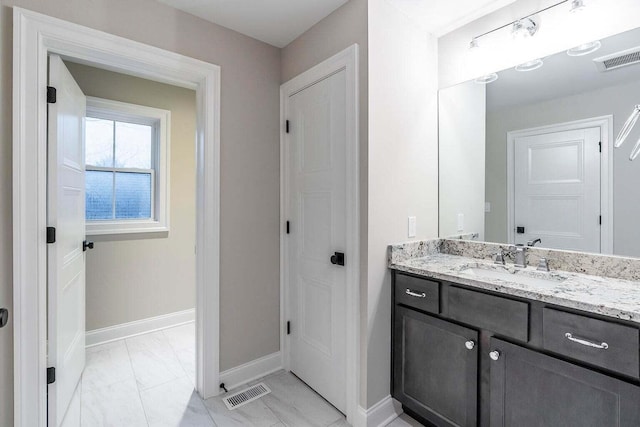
left=457, top=213, right=464, bottom=232
left=408, top=216, right=417, bottom=238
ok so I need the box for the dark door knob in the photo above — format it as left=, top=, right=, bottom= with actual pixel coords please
left=83, top=240, right=94, bottom=252
left=0, top=308, right=8, bottom=328
left=330, top=252, right=345, bottom=266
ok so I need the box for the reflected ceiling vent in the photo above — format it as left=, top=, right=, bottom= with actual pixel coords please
left=594, top=47, right=640, bottom=72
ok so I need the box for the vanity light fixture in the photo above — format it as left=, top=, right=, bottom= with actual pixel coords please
left=511, top=18, right=538, bottom=39
left=515, top=58, right=544, bottom=72
left=475, top=73, right=499, bottom=84
left=567, top=40, right=602, bottom=56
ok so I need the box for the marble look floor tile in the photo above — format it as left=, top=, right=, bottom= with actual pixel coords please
left=126, top=331, right=186, bottom=390
left=163, top=323, right=195, bottom=352
left=327, top=419, right=351, bottom=427
left=203, top=392, right=281, bottom=427
left=385, top=414, right=423, bottom=427
left=140, top=376, right=214, bottom=427
left=82, top=340, right=135, bottom=393
left=260, top=371, right=344, bottom=427
left=174, top=347, right=196, bottom=385
left=81, top=379, right=148, bottom=427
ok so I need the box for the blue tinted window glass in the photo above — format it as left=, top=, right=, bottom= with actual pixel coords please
left=115, top=172, right=152, bottom=219
left=86, top=171, right=114, bottom=219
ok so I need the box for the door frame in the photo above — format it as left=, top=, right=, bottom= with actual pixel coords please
left=506, top=116, right=614, bottom=253
left=12, top=8, right=221, bottom=427
left=279, top=45, right=360, bottom=423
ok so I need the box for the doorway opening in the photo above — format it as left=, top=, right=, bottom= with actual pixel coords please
left=47, top=57, right=199, bottom=425
left=13, top=9, right=220, bottom=426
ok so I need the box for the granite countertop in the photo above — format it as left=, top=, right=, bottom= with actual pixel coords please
left=389, top=242, right=640, bottom=325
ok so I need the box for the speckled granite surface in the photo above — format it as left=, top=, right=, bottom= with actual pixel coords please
left=389, top=239, right=640, bottom=324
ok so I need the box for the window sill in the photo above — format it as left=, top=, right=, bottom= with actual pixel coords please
left=86, top=220, right=169, bottom=236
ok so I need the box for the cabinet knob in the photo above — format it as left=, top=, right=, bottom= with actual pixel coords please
left=465, top=340, right=475, bottom=350
left=489, top=350, right=500, bottom=361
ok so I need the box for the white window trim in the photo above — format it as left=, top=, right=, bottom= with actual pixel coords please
left=85, top=96, right=171, bottom=235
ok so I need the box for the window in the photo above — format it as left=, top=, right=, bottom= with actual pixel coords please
left=85, top=97, right=170, bottom=235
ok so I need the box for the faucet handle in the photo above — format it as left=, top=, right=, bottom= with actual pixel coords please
left=537, top=258, right=550, bottom=272
left=494, top=250, right=506, bottom=265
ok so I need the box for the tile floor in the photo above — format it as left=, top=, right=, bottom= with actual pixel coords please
left=80, top=323, right=421, bottom=427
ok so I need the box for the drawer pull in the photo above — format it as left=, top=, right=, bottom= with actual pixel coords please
left=564, top=333, right=609, bottom=350
left=405, top=289, right=427, bottom=298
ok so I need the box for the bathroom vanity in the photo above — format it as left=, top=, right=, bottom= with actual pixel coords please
left=389, top=239, right=640, bottom=427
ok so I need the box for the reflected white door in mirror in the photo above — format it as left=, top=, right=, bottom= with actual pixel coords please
left=510, top=125, right=602, bottom=253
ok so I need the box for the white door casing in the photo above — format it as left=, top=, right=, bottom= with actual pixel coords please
left=47, top=54, right=86, bottom=427
left=287, top=69, right=347, bottom=412
left=506, top=115, right=614, bottom=254
left=13, top=9, right=221, bottom=427
left=513, top=127, right=601, bottom=252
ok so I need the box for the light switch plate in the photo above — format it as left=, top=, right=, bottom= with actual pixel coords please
left=408, top=216, right=417, bottom=238
left=457, top=213, right=464, bottom=232
left=485, top=202, right=491, bottom=213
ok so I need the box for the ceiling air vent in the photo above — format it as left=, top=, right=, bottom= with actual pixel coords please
left=594, top=46, right=640, bottom=72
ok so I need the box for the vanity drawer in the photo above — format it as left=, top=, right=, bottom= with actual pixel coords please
left=447, top=286, right=529, bottom=342
left=543, top=308, right=640, bottom=378
left=395, top=274, right=439, bottom=314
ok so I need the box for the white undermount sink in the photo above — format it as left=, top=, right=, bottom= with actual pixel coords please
left=462, top=267, right=565, bottom=288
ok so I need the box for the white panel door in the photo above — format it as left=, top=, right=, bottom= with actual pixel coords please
left=287, top=70, right=347, bottom=413
left=514, top=127, right=601, bottom=252
left=47, top=54, right=87, bottom=427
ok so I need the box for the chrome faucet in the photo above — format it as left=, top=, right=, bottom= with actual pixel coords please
left=507, top=245, right=528, bottom=268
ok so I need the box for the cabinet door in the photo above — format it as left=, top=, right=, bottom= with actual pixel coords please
left=393, top=306, right=478, bottom=427
left=489, top=338, right=640, bottom=427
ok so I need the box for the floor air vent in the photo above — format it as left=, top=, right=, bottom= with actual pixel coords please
left=222, top=383, right=271, bottom=410
left=594, top=47, right=640, bottom=72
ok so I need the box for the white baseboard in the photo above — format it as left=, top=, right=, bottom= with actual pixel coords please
left=86, top=308, right=195, bottom=347
left=219, top=351, right=282, bottom=392
left=355, top=395, right=403, bottom=427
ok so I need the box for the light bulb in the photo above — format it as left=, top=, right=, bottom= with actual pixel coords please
left=475, top=73, right=498, bottom=84
left=511, top=18, right=538, bottom=40
left=570, top=0, right=586, bottom=13
left=515, top=58, right=544, bottom=72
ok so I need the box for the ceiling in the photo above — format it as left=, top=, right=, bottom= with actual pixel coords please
left=387, top=0, right=517, bottom=36
left=487, top=27, right=640, bottom=112
left=156, top=0, right=349, bottom=47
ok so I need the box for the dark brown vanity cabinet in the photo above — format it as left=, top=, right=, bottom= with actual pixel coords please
left=393, top=306, right=478, bottom=427
left=391, top=272, right=640, bottom=427
left=489, top=338, right=640, bottom=427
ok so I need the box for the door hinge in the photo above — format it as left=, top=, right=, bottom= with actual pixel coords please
left=46, top=227, right=56, bottom=244
left=286, top=221, right=290, bottom=234
left=285, top=120, right=290, bottom=134
left=599, top=141, right=602, bottom=153
left=599, top=215, right=602, bottom=225
left=287, top=321, right=291, bottom=335
left=47, top=86, right=57, bottom=104
left=47, top=367, right=56, bottom=384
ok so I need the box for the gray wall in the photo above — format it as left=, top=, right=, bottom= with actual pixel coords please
left=366, top=0, right=439, bottom=408
left=485, top=79, right=640, bottom=257
left=280, top=0, right=370, bottom=407
left=66, top=62, right=197, bottom=331
left=0, top=0, right=282, bottom=422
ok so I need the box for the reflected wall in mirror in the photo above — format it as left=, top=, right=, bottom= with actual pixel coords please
left=439, top=26, right=640, bottom=257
